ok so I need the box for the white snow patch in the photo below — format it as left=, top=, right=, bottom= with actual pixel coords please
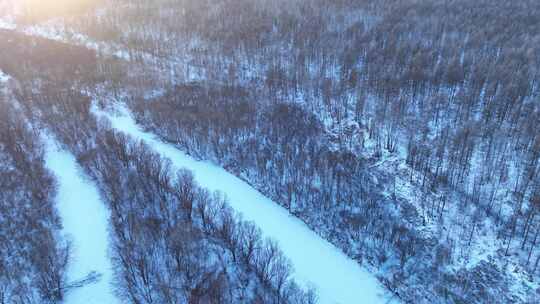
left=0, top=70, right=11, bottom=97
left=44, top=137, right=119, bottom=304
left=94, top=104, right=397, bottom=304
left=0, top=17, right=16, bottom=30
left=0, top=70, right=9, bottom=83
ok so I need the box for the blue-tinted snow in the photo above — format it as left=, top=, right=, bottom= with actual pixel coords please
left=44, top=137, right=119, bottom=304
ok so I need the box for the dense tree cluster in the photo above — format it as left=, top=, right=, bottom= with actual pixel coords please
left=2, top=0, right=540, bottom=301
left=79, top=127, right=316, bottom=303
left=0, top=98, right=69, bottom=303
left=43, top=0, right=540, bottom=302
left=0, top=29, right=314, bottom=304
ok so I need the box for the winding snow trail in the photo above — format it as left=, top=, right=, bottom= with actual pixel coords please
left=96, top=105, right=395, bottom=304
left=44, top=138, right=119, bottom=304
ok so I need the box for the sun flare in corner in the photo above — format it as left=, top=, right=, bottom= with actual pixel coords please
left=4, top=0, right=101, bottom=22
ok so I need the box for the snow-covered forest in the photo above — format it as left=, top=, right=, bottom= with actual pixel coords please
left=1, top=0, right=539, bottom=303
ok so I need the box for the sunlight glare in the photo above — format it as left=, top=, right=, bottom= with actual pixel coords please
left=18, top=0, right=101, bottom=22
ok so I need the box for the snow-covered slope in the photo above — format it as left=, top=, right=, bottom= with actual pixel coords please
left=44, top=137, right=119, bottom=304
left=94, top=104, right=396, bottom=304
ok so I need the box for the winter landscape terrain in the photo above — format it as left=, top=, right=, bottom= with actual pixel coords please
left=1, top=0, right=540, bottom=303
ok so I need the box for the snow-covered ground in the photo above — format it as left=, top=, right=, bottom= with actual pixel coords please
left=0, top=70, right=8, bottom=82
left=0, top=70, right=9, bottom=96
left=94, top=104, right=396, bottom=304
left=44, top=137, right=119, bottom=304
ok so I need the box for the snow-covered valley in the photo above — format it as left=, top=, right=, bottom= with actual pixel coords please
left=1, top=20, right=397, bottom=303
left=1, top=0, right=539, bottom=303
left=94, top=104, right=395, bottom=304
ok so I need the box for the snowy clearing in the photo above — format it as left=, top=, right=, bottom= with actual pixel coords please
left=44, top=137, right=119, bottom=304
left=94, top=104, right=396, bottom=304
